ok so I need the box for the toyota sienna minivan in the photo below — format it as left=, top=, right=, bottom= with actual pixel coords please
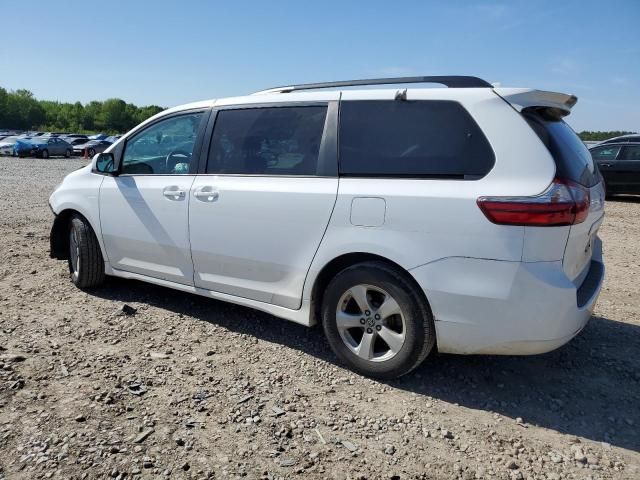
left=49, top=76, right=605, bottom=379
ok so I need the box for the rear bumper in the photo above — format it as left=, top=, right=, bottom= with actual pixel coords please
left=410, top=238, right=604, bottom=355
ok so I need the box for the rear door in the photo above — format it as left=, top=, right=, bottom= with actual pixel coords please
left=189, top=100, right=339, bottom=309
left=615, top=145, right=640, bottom=191
left=590, top=144, right=621, bottom=190
left=48, top=138, right=60, bottom=155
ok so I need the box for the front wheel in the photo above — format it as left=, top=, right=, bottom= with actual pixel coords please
left=68, top=215, right=105, bottom=289
left=40, top=149, right=49, bottom=159
left=321, top=261, right=435, bottom=379
left=88, top=148, right=95, bottom=157
left=65, top=149, right=71, bottom=158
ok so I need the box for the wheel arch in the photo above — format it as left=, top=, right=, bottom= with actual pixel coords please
left=50, top=208, right=104, bottom=260
left=309, top=252, right=434, bottom=331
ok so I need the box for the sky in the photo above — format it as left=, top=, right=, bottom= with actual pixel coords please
left=1, top=0, right=639, bottom=132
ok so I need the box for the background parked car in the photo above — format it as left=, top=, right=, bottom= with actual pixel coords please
left=30, top=137, right=73, bottom=158
left=0, top=136, right=21, bottom=155
left=599, top=134, right=640, bottom=145
left=88, top=133, right=109, bottom=140
left=590, top=142, right=640, bottom=195
left=61, top=137, right=90, bottom=146
left=13, top=139, right=37, bottom=157
left=72, top=139, right=112, bottom=157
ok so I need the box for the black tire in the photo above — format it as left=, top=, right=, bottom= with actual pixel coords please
left=65, top=149, right=71, bottom=158
left=68, top=214, right=105, bottom=289
left=321, top=261, right=436, bottom=379
left=41, top=149, right=49, bottom=159
left=88, top=148, right=95, bottom=157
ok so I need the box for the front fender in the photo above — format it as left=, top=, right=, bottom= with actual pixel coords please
left=48, top=167, right=107, bottom=263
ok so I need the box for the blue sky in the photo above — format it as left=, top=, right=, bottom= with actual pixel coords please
left=1, top=0, right=638, bottom=131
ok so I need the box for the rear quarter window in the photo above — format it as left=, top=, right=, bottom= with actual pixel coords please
left=338, top=100, right=495, bottom=178
left=524, top=111, right=600, bottom=187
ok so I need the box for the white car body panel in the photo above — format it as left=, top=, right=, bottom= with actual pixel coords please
left=189, top=176, right=338, bottom=309
left=49, top=164, right=108, bottom=260
left=99, top=175, right=196, bottom=285
left=563, top=183, right=606, bottom=283
left=48, top=83, right=605, bottom=356
left=412, top=243, right=603, bottom=355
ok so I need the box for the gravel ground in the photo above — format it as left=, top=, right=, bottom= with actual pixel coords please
left=0, top=156, right=638, bottom=480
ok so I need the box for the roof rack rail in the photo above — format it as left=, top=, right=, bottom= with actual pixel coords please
left=252, top=75, right=492, bottom=95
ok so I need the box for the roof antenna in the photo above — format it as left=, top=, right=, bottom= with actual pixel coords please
left=395, top=88, right=407, bottom=101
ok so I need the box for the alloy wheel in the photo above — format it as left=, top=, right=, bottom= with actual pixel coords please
left=335, top=284, right=406, bottom=362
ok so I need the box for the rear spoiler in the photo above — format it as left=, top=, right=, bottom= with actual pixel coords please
left=493, top=88, right=577, bottom=118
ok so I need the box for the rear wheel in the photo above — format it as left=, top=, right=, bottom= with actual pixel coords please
left=41, top=149, right=49, bottom=159
left=88, top=148, right=96, bottom=157
left=68, top=215, right=105, bottom=289
left=321, top=261, right=435, bottom=379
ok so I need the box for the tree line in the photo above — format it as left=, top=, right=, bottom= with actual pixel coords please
left=0, top=87, right=164, bottom=134
left=577, top=130, right=636, bottom=141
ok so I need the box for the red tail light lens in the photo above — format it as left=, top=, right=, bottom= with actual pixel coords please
left=477, top=179, right=590, bottom=227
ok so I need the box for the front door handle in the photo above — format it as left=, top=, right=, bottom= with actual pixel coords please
left=194, top=187, right=219, bottom=202
left=600, top=163, right=612, bottom=168
left=162, top=186, right=186, bottom=201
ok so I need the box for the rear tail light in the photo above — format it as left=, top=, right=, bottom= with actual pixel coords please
left=477, top=179, right=590, bottom=227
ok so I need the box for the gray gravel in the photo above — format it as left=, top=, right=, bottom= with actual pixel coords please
left=0, top=156, right=639, bottom=479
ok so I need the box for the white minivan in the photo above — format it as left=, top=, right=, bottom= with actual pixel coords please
left=49, top=76, right=605, bottom=378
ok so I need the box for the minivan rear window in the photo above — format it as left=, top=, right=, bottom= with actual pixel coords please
left=524, top=111, right=600, bottom=187
left=338, top=100, right=495, bottom=178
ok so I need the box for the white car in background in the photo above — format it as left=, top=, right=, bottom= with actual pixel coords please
left=0, top=136, right=21, bottom=156
left=48, top=76, right=605, bottom=379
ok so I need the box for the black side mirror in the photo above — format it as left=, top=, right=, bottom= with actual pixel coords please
left=95, top=152, right=117, bottom=175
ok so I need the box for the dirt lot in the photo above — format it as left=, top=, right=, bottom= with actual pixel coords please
left=0, top=156, right=638, bottom=480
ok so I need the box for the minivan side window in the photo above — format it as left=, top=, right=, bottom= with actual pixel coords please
left=338, top=100, right=495, bottom=178
left=206, top=106, right=327, bottom=175
left=121, top=112, right=204, bottom=175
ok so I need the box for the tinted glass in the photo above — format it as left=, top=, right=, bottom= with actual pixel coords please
left=524, top=113, right=599, bottom=187
left=590, top=145, right=620, bottom=161
left=338, top=100, right=494, bottom=178
left=620, top=145, right=640, bottom=161
left=121, top=112, right=204, bottom=175
left=207, top=106, right=327, bottom=175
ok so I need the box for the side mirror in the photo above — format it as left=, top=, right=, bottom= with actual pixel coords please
left=95, top=152, right=117, bottom=175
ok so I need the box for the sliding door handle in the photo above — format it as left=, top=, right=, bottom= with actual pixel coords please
left=194, top=187, right=219, bottom=202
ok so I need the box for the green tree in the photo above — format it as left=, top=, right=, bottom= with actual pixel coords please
left=0, top=86, right=166, bottom=133
left=578, top=130, right=636, bottom=141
